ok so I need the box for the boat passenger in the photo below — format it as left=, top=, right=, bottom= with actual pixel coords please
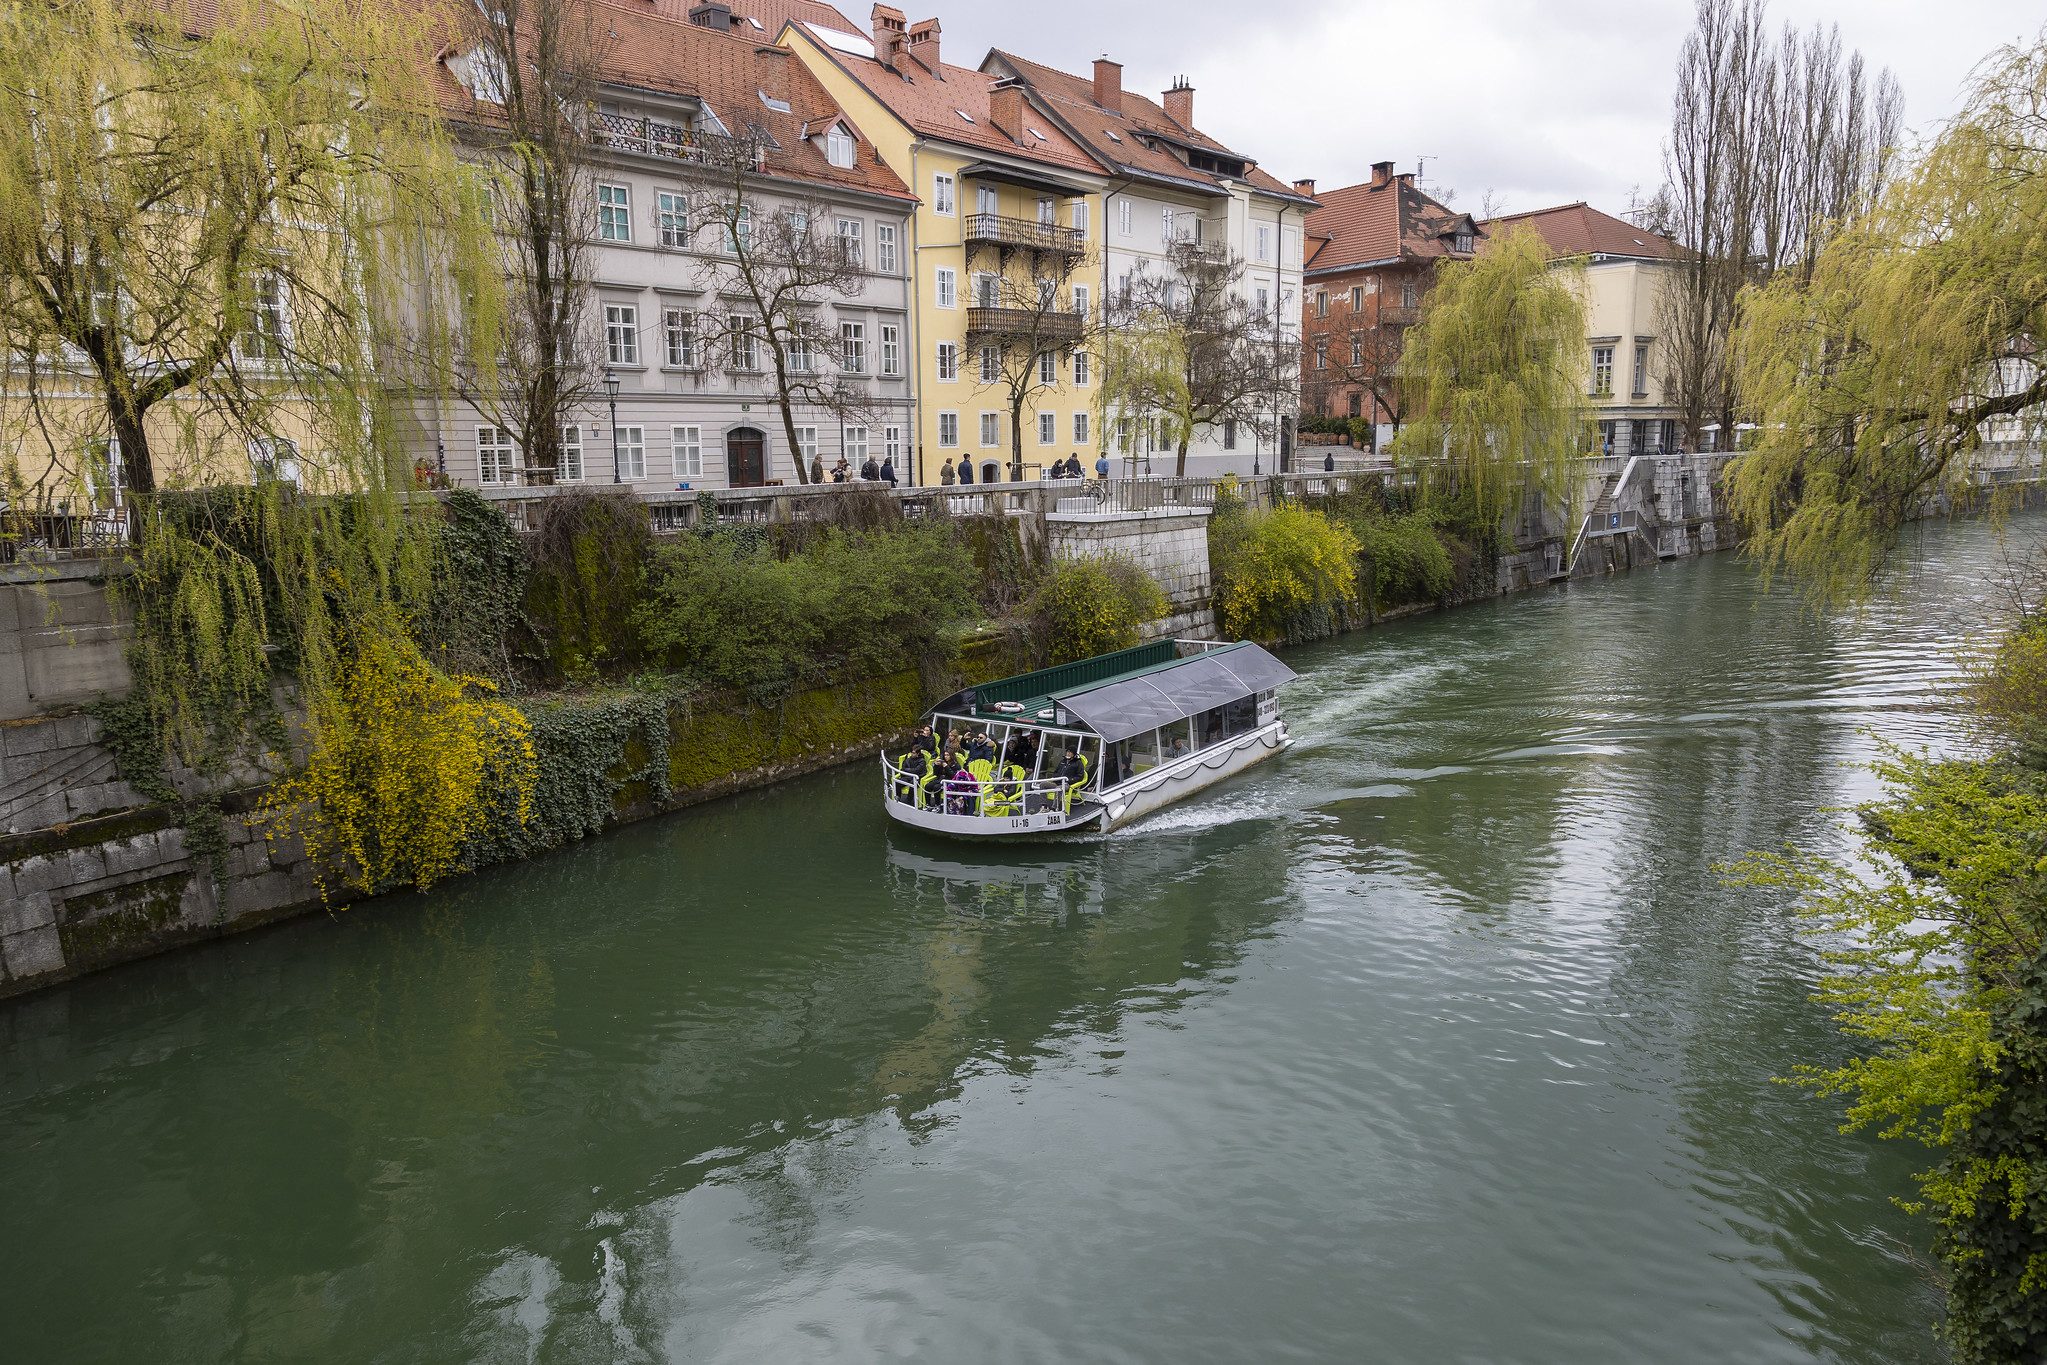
left=1168, top=733, right=1188, bottom=761
left=966, top=732, right=994, bottom=765
left=895, top=748, right=928, bottom=803
left=912, top=724, right=938, bottom=757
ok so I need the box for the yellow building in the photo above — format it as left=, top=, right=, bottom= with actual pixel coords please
left=779, top=12, right=1109, bottom=484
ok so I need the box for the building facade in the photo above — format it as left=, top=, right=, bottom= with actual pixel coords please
left=1299, top=162, right=1481, bottom=451
left=1479, top=203, right=1684, bottom=457
left=431, top=0, right=917, bottom=492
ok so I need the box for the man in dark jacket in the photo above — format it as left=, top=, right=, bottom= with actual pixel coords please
left=967, top=731, right=995, bottom=765
left=1324, top=450, right=1336, bottom=471
left=861, top=455, right=880, bottom=481
left=880, top=456, right=897, bottom=487
left=958, top=459, right=975, bottom=485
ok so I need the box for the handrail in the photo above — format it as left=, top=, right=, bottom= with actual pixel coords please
left=880, top=754, right=1089, bottom=818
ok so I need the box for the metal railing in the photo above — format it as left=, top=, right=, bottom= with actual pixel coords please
left=882, top=755, right=1089, bottom=818
left=963, top=213, right=1086, bottom=255
left=593, top=113, right=761, bottom=168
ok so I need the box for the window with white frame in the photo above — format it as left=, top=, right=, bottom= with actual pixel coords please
left=1071, top=199, right=1088, bottom=237
left=1038, top=197, right=1055, bottom=225
left=1633, top=344, right=1649, bottom=396
left=559, top=425, right=583, bottom=482
left=1073, top=350, right=1090, bottom=385
left=728, top=315, right=758, bottom=369
left=826, top=125, right=855, bottom=168
left=1117, top=198, right=1131, bottom=235
left=663, top=308, right=695, bottom=367
left=1315, top=291, right=1329, bottom=317
left=876, top=223, right=897, bottom=273
left=1223, top=419, right=1237, bottom=450
left=1454, top=231, right=1474, bottom=254
left=979, top=412, right=999, bottom=447
left=880, top=324, right=900, bottom=374
left=478, top=426, right=516, bottom=486
left=979, top=345, right=1000, bottom=383
left=658, top=191, right=689, bottom=248
left=724, top=203, right=751, bottom=254
left=244, top=273, right=289, bottom=361
left=1350, top=285, right=1364, bottom=310
left=1255, top=286, right=1269, bottom=319
left=605, top=304, right=638, bottom=364
left=884, top=425, right=902, bottom=463
left=672, top=425, right=703, bottom=478
left=933, top=173, right=955, bottom=215
left=598, top=184, right=631, bottom=242
left=1038, top=411, right=1055, bottom=444
left=617, top=425, right=646, bottom=479
left=796, top=425, right=817, bottom=468
left=1072, top=282, right=1089, bottom=317
left=974, top=271, right=998, bottom=308
left=936, top=341, right=957, bottom=381
left=789, top=332, right=814, bottom=373
left=1591, top=346, right=1615, bottom=396
left=1162, top=205, right=1176, bottom=241
left=1315, top=336, right=1327, bottom=368
left=1256, top=222, right=1271, bottom=261
left=1036, top=277, right=1056, bottom=307
left=936, top=267, right=956, bottom=308
left=1351, top=334, right=1363, bottom=366
left=840, top=321, right=866, bottom=372
left=938, top=412, right=958, bottom=446
left=249, top=436, right=300, bottom=486
left=836, top=218, right=862, bottom=266
left=1073, top=411, right=1089, bottom=443
left=1401, top=280, right=1417, bottom=309
left=844, top=425, right=868, bottom=464
left=1039, top=351, right=1055, bottom=383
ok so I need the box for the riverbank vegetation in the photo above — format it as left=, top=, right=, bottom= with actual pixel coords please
left=1724, top=31, right=2047, bottom=1361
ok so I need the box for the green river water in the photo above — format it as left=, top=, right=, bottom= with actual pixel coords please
left=0, top=518, right=2020, bottom=1363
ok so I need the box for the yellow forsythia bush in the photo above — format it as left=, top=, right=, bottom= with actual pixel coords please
left=266, top=635, right=537, bottom=895
left=1211, top=506, right=1363, bottom=641
left=1033, top=555, right=1169, bottom=664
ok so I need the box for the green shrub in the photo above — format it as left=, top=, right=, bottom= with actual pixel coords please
left=633, top=521, right=975, bottom=699
left=1030, top=555, right=1168, bottom=664
left=1210, top=504, right=1362, bottom=642
left=1355, top=512, right=1454, bottom=606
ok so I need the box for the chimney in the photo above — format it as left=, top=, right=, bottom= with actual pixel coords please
left=989, top=79, right=1025, bottom=145
left=1163, top=76, right=1193, bottom=128
left=687, top=0, right=732, bottom=31
left=1293, top=178, right=1316, bottom=197
left=1370, top=159, right=1394, bottom=188
left=1093, top=57, right=1121, bottom=111
left=870, top=4, right=905, bottom=70
left=905, top=17, right=939, bottom=73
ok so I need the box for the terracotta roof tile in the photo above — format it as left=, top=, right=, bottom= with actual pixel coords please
left=1302, top=174, right=1479, bottom=275
left=1477, top=202, right=1681, bottom=260
left=433, top=0, right=912, bottom=203
left=789, top=24, right=1102, bottom=178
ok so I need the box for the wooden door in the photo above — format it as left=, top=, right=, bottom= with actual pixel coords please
left=727, top=428, right=765, bottom=487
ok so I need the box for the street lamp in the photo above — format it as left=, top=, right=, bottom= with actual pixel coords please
left=604, top=368, right=621, bottom=483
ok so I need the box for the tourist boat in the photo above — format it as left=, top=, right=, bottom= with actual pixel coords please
left=880, top=639, right=1298, bottom=838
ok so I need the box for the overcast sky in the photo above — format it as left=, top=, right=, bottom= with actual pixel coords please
left=939, top=0, right=2036, bottom=218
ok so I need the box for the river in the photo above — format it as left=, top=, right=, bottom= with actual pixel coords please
left=0, top=517, right=2023, bottom=1363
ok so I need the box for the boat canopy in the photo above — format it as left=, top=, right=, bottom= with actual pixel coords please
left=931, top=640, right=1297, bottom=744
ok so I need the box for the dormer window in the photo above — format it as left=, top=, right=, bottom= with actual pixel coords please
left=825, top=125, right=855, bottom=168
left=462, top=45, right=507, bottom=104
left=1453, top=231, right=1474, bottom=253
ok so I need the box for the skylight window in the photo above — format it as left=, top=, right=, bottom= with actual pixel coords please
left=746, top=15, right=764, bottom=28
left=955, top=110, right=975, bottom=123
left=759, top=91, right=792, bottom=113
left=1029, top=128, right=1047, bottom=140
left=1105, top=129, right=1122, bottom=143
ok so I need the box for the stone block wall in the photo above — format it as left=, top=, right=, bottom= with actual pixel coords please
left=0, top=562, right=135, bottom=722
left=1046, top=509, right=1219, bottom=641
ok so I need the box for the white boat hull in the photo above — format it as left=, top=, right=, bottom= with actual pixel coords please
left=881, top=722, right=1290, bottom=840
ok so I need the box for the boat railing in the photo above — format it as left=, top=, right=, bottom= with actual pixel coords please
left=880, top=755, right=1093, bottom=818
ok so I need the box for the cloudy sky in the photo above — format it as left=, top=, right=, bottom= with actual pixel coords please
left=938, top=0, right=2036, bottom=217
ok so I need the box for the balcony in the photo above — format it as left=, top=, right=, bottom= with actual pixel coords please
left=965, top=307, right=1084, bottom=343
left=1379, top=305, right=1419, bottom=326
left=594, top=112, right=759, bottom=168
left=963, top=213, right=1086, bottom=257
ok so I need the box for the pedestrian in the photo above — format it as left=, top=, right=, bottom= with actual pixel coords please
left=940, top=457, right=956, bottom=486
left=861, top=454, right=880, bottom=481
left=809, top=452, right=825, bottom=484
left=880, top=454, right=896, bottom=487
left=832, top=456, right=851, bottom=483
left=1323, top=449, right=1336, bottom=472
left=1094, top=453, right=1109, bottom=479
left=959, top=459, right=975, bottom=485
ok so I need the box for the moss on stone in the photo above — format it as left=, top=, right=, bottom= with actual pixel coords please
left=57, top=869, right=193, bottom=964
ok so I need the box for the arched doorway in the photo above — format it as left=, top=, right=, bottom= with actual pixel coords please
left=727, top=427, right=766, bottom=487
left=980, top=460, right=1001, bottom=485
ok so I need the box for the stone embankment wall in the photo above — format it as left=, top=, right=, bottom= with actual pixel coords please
left=0, top=589, right=1024, bottom=999
left=1045, top=508, right=1217, bottom=641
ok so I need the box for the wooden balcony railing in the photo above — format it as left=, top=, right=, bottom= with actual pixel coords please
left=963, top=213, right=1086, bottom=255
left=593, top=112, right=760, bottom=168
left=965, top=307, right=1084, bottom=342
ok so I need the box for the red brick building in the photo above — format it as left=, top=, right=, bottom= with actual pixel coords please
left=1299, top=161, right=1480, bottom=446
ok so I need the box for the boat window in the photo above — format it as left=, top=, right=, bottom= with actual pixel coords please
left=1132, top=731, right=1161, bottom=775
left=1224, top=694, right=1258, bottom=736
left=1161, top=718, right=1193, bottom=762
left=1200, top=707, right=1226, bottom=748
left=1080, top=737, right=1102, bottom=784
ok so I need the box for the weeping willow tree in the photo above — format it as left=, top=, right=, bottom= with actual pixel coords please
left=0, top=0, right=534, bottom=891
left=1729, top=35, right=2047, bottom=608
left=1093, top=303, right=1189, bottom=475
left=1386, top=224, right=1591, bottom=540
